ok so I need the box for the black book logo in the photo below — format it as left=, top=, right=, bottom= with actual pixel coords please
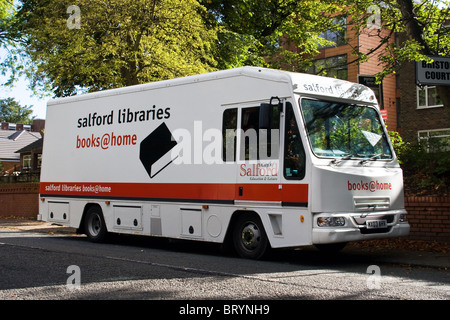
left=139, top=122, right=178, bottom=178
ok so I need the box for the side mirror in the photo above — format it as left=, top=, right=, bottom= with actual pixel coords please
left=259, top=97, right=282, bottom=130
left=259, top=103, right=273, bottom=130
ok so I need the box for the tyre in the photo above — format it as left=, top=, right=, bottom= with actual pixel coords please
left=232, top=213, right=270, bottom=259
left=84, top=206, right=108, bottom=242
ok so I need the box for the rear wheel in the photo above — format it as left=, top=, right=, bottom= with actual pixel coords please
left=84, top=206, right=108, bottom=242
left=232, top=213, right=269, bottom=259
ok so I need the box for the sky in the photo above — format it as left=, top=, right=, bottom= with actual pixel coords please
left=0, top=0, right=49, bottom=120
left=0, top=46, right=48, bottom=120
left=0, top=75, right=48, bottom=120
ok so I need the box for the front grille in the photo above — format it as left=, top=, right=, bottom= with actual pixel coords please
left=353, top=196, right=390, bottom=211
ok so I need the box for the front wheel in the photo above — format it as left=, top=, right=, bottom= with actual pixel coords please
left=84, top=206, right=108, bottom=242
left=232, top=213, right=270, bottom=259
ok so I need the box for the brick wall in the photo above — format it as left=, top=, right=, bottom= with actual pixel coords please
left=405, top=196, right=450, bottom=243
left=0, top=184, right=40, bottom=218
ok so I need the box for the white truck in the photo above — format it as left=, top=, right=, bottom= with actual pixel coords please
left=39, top=66, right=410, bottom=259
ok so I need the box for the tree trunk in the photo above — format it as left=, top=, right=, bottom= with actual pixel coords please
left=397, top=0, right=450, bottom=110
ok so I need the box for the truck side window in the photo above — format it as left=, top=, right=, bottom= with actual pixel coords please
left=239, top=106, right=280, bottom=161
left=241, top=107, right=259, bottom=160
left=284, top=103, right=306, bottom=180
left=222, top=108, right=237, bottom=162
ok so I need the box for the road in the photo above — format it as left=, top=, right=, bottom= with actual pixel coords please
left=0, top=228, right=449, bottom=306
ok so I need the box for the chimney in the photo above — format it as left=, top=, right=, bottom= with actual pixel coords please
left=31, top=119, right=46, bottom=134
left=16, top=123, right=24, bottom=131
left=1, top=123, right=9, bottom=130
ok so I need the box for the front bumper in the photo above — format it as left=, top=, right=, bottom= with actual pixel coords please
left=312, top=210, right=410, bottom=244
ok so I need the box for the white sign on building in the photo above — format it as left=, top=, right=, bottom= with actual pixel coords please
left=416, top=56, right=450, bottom=86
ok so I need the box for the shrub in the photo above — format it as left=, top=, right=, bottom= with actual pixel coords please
left=389, top=131, right=450, bottom=196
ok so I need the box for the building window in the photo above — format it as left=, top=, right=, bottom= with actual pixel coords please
left=23, top=155, right=31, bottom=169
left=318, top=17, right=347, bottom=48
left=310, top=55, right=348, bottom=80
left=418, top=128, right=450, bottom=152
left=417, top=86, right=443, bottom=109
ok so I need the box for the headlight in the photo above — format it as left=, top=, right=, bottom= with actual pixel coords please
left=399, top=214, right=408, bottom=223
left=317, top=217, right=346, bottom=227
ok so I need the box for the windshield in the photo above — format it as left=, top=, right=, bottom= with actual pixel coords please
left=300, top=98, right=393, bottom=160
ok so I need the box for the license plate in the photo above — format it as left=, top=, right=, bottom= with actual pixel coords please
left=366, top=220, right=387, bottom=229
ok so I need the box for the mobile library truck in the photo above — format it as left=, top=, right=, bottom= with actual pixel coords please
left=39, top=67, right=410, bottom=259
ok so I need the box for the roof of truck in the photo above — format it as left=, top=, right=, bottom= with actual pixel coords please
left=47, top=67, right=377, bottom=106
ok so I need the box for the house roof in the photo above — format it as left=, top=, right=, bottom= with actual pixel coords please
left=0, top=130, right=41, bottom=161
left=15, top=137, right=43, bottom=154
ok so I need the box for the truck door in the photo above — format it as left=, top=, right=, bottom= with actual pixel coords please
left=235, top=102, right=281, bottom=203
left=281, top=101, right=308, bottom=207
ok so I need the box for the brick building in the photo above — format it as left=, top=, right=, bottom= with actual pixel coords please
left=397, top=60, right=449, bottom=144
left=0, top=120, right=44, bottom=175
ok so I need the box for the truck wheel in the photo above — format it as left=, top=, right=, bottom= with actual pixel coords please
left=84, top=206, right=108, bottom=242
left=233, top=213, right=269, bottom=259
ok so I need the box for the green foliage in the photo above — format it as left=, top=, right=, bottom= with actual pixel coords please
left=9, top=0, right=218, bottom=97
left=0, top=97, right=35, bottom=124
left=387, top=130, right=408, bottom=164
left=388, top=130, right=450, bottom=196
left=0, top=0, right=14, bottom=43
left=201, top=0, right=343, bottom=71
left=346, top=0, right=449, bottom=63
left=2, top=0, right=449, bottom=104
left=4, top=0, right=349, bottom=95
left=345, top=0, right=449, bottom=106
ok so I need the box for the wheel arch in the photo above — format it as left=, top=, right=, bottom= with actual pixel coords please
left=223, top=209, right=273, bottom=254
left=78, top=202, right=105, bottom=234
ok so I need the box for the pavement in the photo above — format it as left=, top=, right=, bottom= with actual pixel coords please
left=0, top=217, right=449, bottom=270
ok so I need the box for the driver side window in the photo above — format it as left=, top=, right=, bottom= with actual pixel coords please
left=284, top=103, right=306, bottom=180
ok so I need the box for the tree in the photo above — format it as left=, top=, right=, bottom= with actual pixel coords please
left=200, top=0, right=344, bottom=70
left=10, top=0, right=218, bottom=97
left=0, top=97, right=35, bottom=124
left=202, top=0, right=449, bottom=108
left=0, top=0, right=14, bottom=44
left=344, top=0, right=450, bottom=108
left=4, top=0, right=448, bottom=105
left=0, top=0, right=18, bottom=84
left=396, top=0, right=449, bottom=108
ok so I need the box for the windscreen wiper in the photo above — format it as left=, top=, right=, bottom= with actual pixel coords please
left=359, top=154, right=381, bottom=165
left=331, top=153, right=359, bottom=165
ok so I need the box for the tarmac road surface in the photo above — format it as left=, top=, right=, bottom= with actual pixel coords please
left=0, top=220, right=449, bottom=305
